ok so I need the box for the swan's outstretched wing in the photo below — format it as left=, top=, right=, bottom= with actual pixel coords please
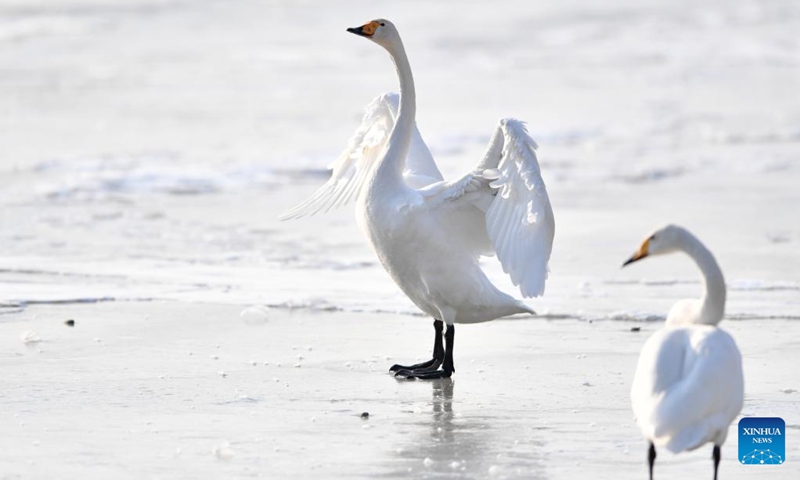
left=280, top=93, right=442, bottom=220
left=422, top=118, right=555, bottom=297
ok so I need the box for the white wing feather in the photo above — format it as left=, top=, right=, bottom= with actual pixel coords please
left=422, top=118, right=555, bottom=297
left=488, top=119, right=555, bottom=297
left=280, top=93, right=442, bottom=220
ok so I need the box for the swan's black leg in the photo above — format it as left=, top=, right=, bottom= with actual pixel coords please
left=712, top=445, right=720, bottom=480
left=396, top=323, right=455, bottom=379
left=648, top=442, right=656, bottom=480
left=390, top=320, right=444, bottom=372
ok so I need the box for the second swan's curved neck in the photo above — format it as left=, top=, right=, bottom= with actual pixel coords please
left=374, top=39, right=415, bottom=188
left=681, top=231, right=726, bottom=325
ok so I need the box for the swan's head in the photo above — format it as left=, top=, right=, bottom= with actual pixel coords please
left=346, top=19, right=401, bottom=49
left=622, top=224, right=684, bottom=267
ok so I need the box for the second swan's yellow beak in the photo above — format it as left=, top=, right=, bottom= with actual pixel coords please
left=622, top=238, right=650, bottom=267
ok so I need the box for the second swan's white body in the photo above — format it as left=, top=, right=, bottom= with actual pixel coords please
left=632, top=324, right=743, bottom=452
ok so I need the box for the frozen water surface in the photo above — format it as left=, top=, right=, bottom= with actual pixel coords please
left=1, top=0, right=799, bottom=478
left=1, top=304, right=798, bottom=479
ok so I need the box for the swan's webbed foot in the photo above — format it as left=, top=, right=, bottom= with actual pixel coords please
left=394, top=363, right=453, bottom=379
left=389, top=356, right=441, bottom=372
left=393, top=321, right=455, bottom=380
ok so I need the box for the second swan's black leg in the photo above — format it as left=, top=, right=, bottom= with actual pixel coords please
left=390, top=320, right=444, bottom=373
left=396, top=323, right=455, bottom=379
left=648, top=442, right=656, bottom=480
left=712, top=445, right=720, bottom=480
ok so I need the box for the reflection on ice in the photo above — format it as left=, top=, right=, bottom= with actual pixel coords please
left=388, top=379, right=545, bottom=479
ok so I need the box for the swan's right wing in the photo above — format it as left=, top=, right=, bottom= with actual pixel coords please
left=422, top=119, right=555, bottom=297
left=484, top=119, right=555, bottom=297
left=280, top=93, right=442, bottom=220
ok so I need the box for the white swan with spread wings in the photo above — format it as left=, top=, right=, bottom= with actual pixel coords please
left=281, top=19, right=555, bottom=379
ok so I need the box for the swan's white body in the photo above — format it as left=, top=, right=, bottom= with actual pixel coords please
left=627, top=226, right=744, bottom=454
left=632, top=325, right=743, bottom=452
left=282, top=21, right=554, bottom=325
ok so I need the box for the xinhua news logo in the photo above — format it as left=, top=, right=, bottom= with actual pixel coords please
left=739, top=417, right=785, bottom=465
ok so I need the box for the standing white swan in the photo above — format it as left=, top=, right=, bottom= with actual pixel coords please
left=280, top=19, right=554, bottom=379
left=622, top=225, right=744, bottom=480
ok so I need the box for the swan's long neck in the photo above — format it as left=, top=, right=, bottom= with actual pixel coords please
left=679, top=230, right=726, bottom=325
left=373, top=39, right=415, bottom=191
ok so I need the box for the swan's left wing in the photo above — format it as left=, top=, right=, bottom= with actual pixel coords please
left=422, top=118, right=555, bottom=297
left=280, top=93, right=442, bottom=220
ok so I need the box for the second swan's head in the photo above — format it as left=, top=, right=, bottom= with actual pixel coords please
left=346, top=19, right=400, bottom=48
left=622, top=224, right=686, bottom=267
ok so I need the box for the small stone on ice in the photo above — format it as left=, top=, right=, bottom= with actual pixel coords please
left=631, top=326, right=641, bottom=332
left=582, top=381, right=592, bottom=387
left=64, top=319, right=75, bottom=327
left=218, top=371, right=227, bottom=378
left=360, top=412, right=369, bottom=419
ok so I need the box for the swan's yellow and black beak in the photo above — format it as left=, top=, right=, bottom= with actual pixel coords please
left=622, top=239, right=650, bottom=267
left=347, top=21, right=379, bottom=37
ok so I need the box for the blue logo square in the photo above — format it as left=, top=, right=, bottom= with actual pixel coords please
left=739, top=417, right=785, bottom=465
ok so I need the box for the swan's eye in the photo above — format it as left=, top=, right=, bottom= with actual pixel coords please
left=380, top=22, right=385, bottom=26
